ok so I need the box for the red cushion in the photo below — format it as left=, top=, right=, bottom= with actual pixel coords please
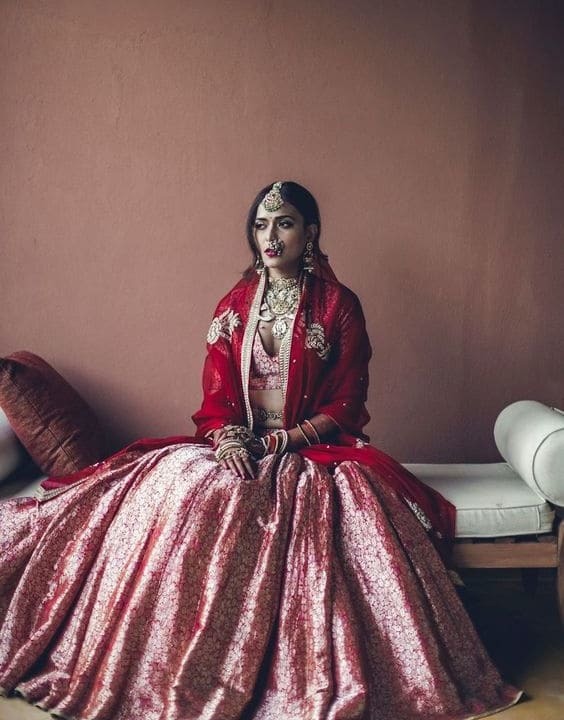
left=0, top=351, right=107, bottom=477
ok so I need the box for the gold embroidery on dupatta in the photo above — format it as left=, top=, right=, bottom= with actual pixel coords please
left=404, top=498, right=433, bottom=532
left=278, top=312, right=296, bottom=407
left=305, top=322, right=331, bottom=360
left=240, top=272, right=266, bottom=430
left=207, top=309, right=241, bottom=345
left=279, top=277, right=303, bottom=410
left=34, top=471, right=98, bottom=502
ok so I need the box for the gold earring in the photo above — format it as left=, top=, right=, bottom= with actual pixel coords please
left=255, top=256, right=265, bottom=274
left=303, top=241, right=314, bottom=273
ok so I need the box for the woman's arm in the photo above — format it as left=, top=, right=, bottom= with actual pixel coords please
left=286, top=413, right=338, bottom=450
left=312, top=291, right=372, bottom=438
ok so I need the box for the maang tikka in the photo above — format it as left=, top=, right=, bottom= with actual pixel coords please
left=263, top=181, right=284, bottom=212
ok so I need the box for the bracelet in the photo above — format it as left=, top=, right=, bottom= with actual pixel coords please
left=296, top=423, right=311, bottom=447
left=276, top=429, right=289, bottom=454
left=216, top=439, right=247, bottom=462
left=219, top=447, right=250, bottom=462
left=261, top=434, right=277, bottom=455
left=223, top=425, right=253, bottom=444
left=303, top=419, right=321, bottom=445
left=262, top=430, right=289, bottom=455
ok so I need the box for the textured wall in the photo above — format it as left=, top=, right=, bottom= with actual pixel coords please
left=1, top=0, right=563, bottom=461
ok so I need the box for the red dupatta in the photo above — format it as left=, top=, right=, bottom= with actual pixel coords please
left=191, top=269, right=455, bottom=544
left=41, top=262, right=455, bottom=543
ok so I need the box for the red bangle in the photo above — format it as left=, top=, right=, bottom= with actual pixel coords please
left=264, top=433, right=277, bottom=455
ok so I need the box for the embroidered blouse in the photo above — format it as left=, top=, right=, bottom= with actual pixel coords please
left=249, top=333, right=281, bottom=391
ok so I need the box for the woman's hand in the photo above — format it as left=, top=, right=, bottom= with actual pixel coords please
left=219, top=451, right=255, bottom=481
left=211, top=428, right=228, bottom=447
left=212, top=426, right=257, bottom=480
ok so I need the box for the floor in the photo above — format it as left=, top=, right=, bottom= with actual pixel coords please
left=0, top=570, right=562, bottom=720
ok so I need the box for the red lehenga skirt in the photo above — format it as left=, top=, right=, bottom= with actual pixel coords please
left=0, top=441, right=521, bottom=720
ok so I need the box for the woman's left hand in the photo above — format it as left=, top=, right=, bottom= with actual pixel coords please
left=220, top=451, right=255, bottom=480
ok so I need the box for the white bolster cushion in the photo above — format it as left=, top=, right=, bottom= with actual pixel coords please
left=494, top=400, right=564, bottom=507
left=0, top=407, right=22, bottom=482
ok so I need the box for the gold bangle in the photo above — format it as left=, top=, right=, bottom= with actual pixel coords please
left=221, top=447, right=250, bottom=461
left=303, top=419, right=321, bottom=445
left=216, top=440, right=245, bottom=461
left=296, top=423, right=311, bottom=446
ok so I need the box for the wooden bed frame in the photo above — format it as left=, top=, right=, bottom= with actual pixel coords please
left=452, top=514, right=564, bottom=623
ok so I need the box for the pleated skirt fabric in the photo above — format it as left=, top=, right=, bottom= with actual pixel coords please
left=0, top=443, right=521, bottom=720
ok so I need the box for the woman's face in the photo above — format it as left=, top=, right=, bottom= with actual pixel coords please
left=253, top=201, right=316, bottom=278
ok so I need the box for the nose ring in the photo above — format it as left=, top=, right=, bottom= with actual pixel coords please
left=268, top=236, right=284, bottom=256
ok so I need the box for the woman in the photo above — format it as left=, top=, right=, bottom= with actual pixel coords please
left=0, top=181, right=520, bottom=720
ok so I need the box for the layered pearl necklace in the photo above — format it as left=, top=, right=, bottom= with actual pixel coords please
left=258, top=276, right=301, bottom=339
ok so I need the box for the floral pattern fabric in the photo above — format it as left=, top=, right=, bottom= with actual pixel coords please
left=0, top=443, right=521, bottom=719
left=249, top=333, right=281, bottom=391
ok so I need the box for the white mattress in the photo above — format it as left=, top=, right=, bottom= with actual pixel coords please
left=404, top=462, right=555, bottom=538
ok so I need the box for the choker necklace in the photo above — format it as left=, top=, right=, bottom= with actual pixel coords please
left=258, top=276, right=300, bottom=339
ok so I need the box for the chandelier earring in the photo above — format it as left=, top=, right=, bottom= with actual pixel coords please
left=303, top=241, right=315, bottom=273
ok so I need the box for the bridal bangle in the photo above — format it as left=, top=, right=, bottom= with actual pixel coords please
left=214, top=425, right=256, bottom=462
left=262, top=429, right=289, bottom=455
left=297, top=420, right=321, bottom=447
left=296, top=423, right=311, bottom=446
left=303, top=419, right=321, bottom=445
left=215, top=440, right=250, bottom=462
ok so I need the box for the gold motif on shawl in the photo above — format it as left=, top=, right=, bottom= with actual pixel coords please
left=207, top=309, right=242, bottom=344
left=305, top=322, right=331, bottom=361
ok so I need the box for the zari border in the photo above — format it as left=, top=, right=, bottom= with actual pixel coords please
left=240, top=271, right=266, bottom=431
left=34, top=485, right=71, bottom=502
left=462, top=690, right=523, bottom=719
left=278, top=276, right=303, bottom=407
left=33, top=471, right=98, bottom=502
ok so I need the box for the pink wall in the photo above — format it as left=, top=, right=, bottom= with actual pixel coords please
left=1, top=1, right=563, bottom=461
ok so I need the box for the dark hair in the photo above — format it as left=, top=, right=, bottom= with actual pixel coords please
left=244, top=181, right=322, bottom=274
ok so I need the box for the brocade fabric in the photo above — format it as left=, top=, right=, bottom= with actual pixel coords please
left=249, top=333, right=281, bottom=391
left=0, top=443, right=520, bottom=719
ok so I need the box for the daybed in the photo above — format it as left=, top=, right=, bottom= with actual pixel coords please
left=1, top=352, right=562, bottom=621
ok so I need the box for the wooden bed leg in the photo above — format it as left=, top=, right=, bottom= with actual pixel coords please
left=557, top=519, right=564, bottom=625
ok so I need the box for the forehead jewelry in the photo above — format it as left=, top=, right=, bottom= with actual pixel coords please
left=263, top=181, right=284, bottom=212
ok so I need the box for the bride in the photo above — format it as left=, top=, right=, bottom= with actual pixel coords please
left=0, top=181, right=520, bottom=719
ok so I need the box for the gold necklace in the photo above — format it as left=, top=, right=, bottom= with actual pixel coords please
left=258, top=276, right=300, bottom=339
